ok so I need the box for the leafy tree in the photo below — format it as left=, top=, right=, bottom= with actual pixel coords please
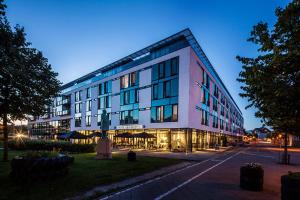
left=0, top=0, right=61, bottom=161
left=237, top=0, right=300, bottom=164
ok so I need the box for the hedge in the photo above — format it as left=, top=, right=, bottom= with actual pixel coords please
left=10, top=152, right=74, bottom=183
left=281, top=172, right=300, bottom=200
left=8, top=140, right=95, bottom=153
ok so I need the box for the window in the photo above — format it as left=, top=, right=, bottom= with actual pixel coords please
left=164, top=105, right=172, bottom=122
left=202, top=70, right=210, bottom=89
left=201, top=110, right=209, bottom=126
left=86, top=87, right=91, bottom=99
left=75, top=91, right=81, bottom=102
left=86, top=100, right=92, bottom=111
left=98, top=96, right=111, bottom=109
left=120, top=109, right=139, bottom=124
left=152, top=84, right=158, bottom=100
left=171, top=78, right=178, bottom=97
left=152, top=64, right=159, bottom=81
left=120, top=72, right=138, bottom=89
left=213, top=115, right=218, bottom=128
left=221, top=106, right=225, bottom=116
left=124, top=90, right=130, bottom=105
left=75, top=117, right=81, bottom=127
left=151, top=104, right=178, bottom=123
left=120, top=74, right=129, bottom=89
left=202, top=88, right=210, bottom=106
left=220, top=119, right=224, bottom=130
left=213, top=98, right=218, bottom=112
left=130, top=72, right=137, bottom=86
left=172, top=104, right=178, bottom=121
left=121, top=89, right=137, bottom=105
left=171, top=57, right=179, bottom=75
left=159, top=62, right=165, bottom=79
left=165, top=60, right=171, bottom=77
left=164, top=81, right=171, bottom=98
left=75, top=103, right=82, bottom=113
left=99, top=81, right=112, bottom=95
left=86, top=115, right=91, bottom=126
left=213, top=84, right=219, bottom=98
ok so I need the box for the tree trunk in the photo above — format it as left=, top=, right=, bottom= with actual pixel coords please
left=283, top=132, right=289, bottom=164
left=3, top=113, right=8, bottom=162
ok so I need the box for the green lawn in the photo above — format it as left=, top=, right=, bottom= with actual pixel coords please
left=0, top=150, right=181, bottom=200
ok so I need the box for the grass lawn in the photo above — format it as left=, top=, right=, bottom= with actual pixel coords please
left=0, top=150, right=181, bottom=200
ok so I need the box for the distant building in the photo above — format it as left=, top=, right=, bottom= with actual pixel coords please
left=252, top=127, right=271, bottom=140
left=28, top=29, right=244, bottom=152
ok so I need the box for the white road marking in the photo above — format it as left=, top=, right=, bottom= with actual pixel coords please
left=241, top=152, right=274, bottom=158
left=154, top=150, right=242, bottom=200
left=100, top=150, right=238, bottom=200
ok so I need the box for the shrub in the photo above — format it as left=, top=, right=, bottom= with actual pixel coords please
left=8, top=139, right=95, bottom=153
left=127, top=151, right=136, bottom=161
left=10, top=153, right=74, bottom=183
left=281, top=172, right=300, bottom=200
left=240, top=163, right=264, bottom=191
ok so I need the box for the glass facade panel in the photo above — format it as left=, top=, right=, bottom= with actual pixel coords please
left=164, top=105, right=172, bottom=122
left=152, top=64, right=158, bottom=81
left=164, top=81, right=171, bottom=98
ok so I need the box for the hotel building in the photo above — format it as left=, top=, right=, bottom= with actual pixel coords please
left=28, top=29, right=244, bottom=152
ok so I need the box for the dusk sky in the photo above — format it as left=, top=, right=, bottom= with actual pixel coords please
left=5, top=0, right=290, bottom=130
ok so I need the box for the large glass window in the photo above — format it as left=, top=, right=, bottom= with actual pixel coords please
left=120, top=89, right=138, bottom=105
left=120, top=109, right=139, bottom=124
left=151, top=104, right=178, bottom=123
left=99, top=80, right=112, bottom=95
left=120, top=72, right=138, bottom=89
left=98, top=96, right=111, bottom=109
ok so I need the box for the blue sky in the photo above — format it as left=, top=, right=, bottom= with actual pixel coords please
left=5, top=0, right=290, bottom=130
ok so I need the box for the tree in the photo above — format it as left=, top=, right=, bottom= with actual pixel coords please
left=237, top=0, right=300, bottom=164
left=0, top=0, right=61, bottom=161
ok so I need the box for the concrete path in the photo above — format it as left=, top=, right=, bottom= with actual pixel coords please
left=98, top=144, right=300, bottom=200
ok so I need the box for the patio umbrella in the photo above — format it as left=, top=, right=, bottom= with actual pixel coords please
left=114, top=132, right=133, bottom=138
left=134, top=132, right=156, bottom=138
left=56, top=132, right=71, bottom=139
left=69, top=131, right=88, bottom=139
left=87, top=131, right=102, bottom=138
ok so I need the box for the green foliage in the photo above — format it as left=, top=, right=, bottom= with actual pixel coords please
left=8, top=140, right=96, bottom=153
left=237, top=0, right=300, bottom=135
left=0, top=0, right=61, bottom=160
left=10, top=153, right=74, bottom=183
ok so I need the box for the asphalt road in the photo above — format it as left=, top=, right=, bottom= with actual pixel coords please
left=99, top=144, right=300, bottom=200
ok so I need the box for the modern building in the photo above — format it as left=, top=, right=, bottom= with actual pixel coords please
left=28, top=29, right=244, bottom=152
